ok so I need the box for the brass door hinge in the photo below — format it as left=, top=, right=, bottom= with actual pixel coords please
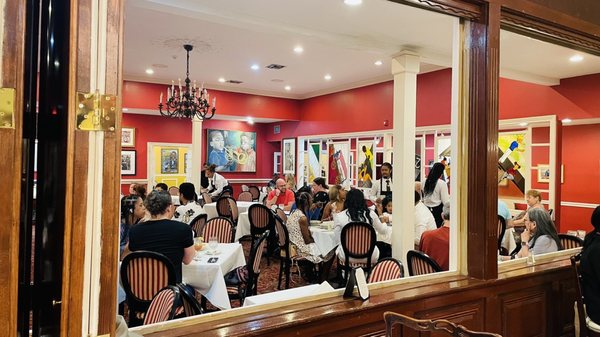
left=0, top=87, right=16, bottom=129
left=76, top=91, right=117, bottom=131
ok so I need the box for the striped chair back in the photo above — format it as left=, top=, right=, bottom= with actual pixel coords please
left=367, top=258, right=404, bottom=283
left=407, top=250, right=442, bottom=276
left=275, top=208, right=288, bottom=224
left=120, top=251, right=177, bottom=327
left=238, top=191, right=253, bottom=202
left=143, top=285, right=181, bottom=325
left=227, top=197, right=239, bottom=224
left=273, top=215, right=289, bottom=252
left=340, top=222, right=377, bottom=269
left=497, top=215, right=506, bottom=251
left=250, top=230, right=270, bottom=275
left=176, top=284, right=202, bottom=317
left=559, top=233, right=583, bottom=250
left=216, top=196, right=233, bottom=218
left=190, top=213, right=208, bottom=238
left=248, top=186, right=261, bottom=201
left=248, top=204, right=275, bottom=238
left=204, top=217, right=234, bottom=243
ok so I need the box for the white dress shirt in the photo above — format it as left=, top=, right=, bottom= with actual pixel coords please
left=333, top=210, right=391, bottom=264
left=208, top=172, right=228, bottom=197
left=370, top=177, right=392, bottom=202
left=422, top=179, right=450, bottom=207
left=414, top=201, right=437, bottom=246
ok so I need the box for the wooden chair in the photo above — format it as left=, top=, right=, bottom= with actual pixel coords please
left=367, top=258, right=404, bottom=283
left=176, top=284, right=202, bottom=318
left=406, top=250, right=442, bottom=276
left=248, top=204, right=275, bottom=246
left=120, top=251, right=177, bottom=327
left=226, top=230, right=270, bottom=306
left=189, top=213, right=208, bottom=238
left=275, top=207, right=288, bottom=224
left=497, top=215, right=506, bottom=253
left=570, top=252, right=600, bottom=337
left=143, top=285, right=181, bottom=325
left=273, top=214, right=310, bottom=289
left=384, top=311, right=502, bottom=336
left=339, top=222, right=377, bottom=283
left=560, top=233, right=584, bottom=250
left=238, top=191, right=253, bottom=202
left=203, top=217, right=234, bottom=243
left=248, top=185, right=261, bottom=201
left=216, top=196, right=239, bottom=226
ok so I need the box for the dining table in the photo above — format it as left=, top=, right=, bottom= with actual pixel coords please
left=242, top=282, right=334, bottom=307
left=204, top=201, right=259, bottom=220
left=182, top=242, right=246, bottom=310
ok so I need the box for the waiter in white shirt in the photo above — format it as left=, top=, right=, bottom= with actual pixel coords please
left=370, top=162, right=393, bottom=205
left=204, top=164, right=229, bottom=199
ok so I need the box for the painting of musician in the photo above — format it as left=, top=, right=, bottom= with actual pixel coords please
left=206, top=129, right=257, bottom=172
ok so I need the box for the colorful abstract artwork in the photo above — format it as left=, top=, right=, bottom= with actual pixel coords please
left=357, top=141, right=374, bottom=188
left=328, top=142, right=350, bottom=185
left=498, top=132, right=527, bottom=193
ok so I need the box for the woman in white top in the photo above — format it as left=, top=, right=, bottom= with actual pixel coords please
left=333, top=189, right=391, bottom=265
left=321, top=184, right=347, bottom=221
left=204, top=164, right=229, bottom=199
left=174, top=182, right=206, bottom=225
left=422, top=162, right=450, bottom=228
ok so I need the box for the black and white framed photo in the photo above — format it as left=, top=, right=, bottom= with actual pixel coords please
left=121, top=150, right=136, bottom=175
left=282, top=138, right=296, bottom=174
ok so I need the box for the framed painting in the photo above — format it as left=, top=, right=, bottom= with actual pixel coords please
left=537, top=164, right=564, bottom=183
left=121, top=150, right=136, bottom=175
left=357, top=141, right=374, bottom=189
left=161, top=148, right=179, bottom=174
left=121, top=127, right=135, bottom=147
left=282, top=138, right=296, bottom=174
left=207, top=129, right=257, bottom=172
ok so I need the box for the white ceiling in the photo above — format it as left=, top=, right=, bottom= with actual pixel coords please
left=123, top=0, right=600, bottom=102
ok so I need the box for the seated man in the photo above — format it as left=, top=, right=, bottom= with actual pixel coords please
left=414, top=191, right=436, bottom=248
left=266, top=178, right=295, bottom=211
left=174, top=182, right=205, bottom=225
left=419, top=201, right=450, bottom=271
left=127, top=190, right=195, bottom=283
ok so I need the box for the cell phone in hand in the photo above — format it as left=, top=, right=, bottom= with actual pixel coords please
left=208, top=257, right=219, bottom=263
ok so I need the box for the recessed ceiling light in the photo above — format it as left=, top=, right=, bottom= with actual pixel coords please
left=218, top=77, right=226, bottom=83
left=324, top=74, right=332, bottom=81
left=246, top=117, right=255, bottom=125
left=293, top=46, right=304, bottom=54
left=562, top=118, right=572, bottom=123
left=374, top=60, right=383, bottom=66
left=284, top=85, right=291, bottom=91
left=519, top=122, right=528, bottom=127
left=569, top=55, right=584, bottom=62
left=344, top=0, right=362, bottom=6
left=251, top=64, right=260, bottom=70
left=145, top=68, right=154, bottom=75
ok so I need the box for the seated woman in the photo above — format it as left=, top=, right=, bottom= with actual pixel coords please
left=581, top=206, right=600, bottom=325
left=286, top=192, right=322, bottom=264
left=119, top=195, right=146, bottom=257
left=333, top=189, right=391, bottom=264
left=321, top=184, right=347, bottom=221
left=502, top=207, right=560, bottom=261
left=127, top=190, right=195, bottom=283
left=512, top=189, right=546, bottom=226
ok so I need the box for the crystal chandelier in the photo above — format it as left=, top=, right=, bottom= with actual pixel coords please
left=158, top=44, right=216, bottom=120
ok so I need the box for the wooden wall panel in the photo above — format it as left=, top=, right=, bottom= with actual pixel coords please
left=0, top=0, right=25, bottom=336
left=501, top=288, right=547, bottom=336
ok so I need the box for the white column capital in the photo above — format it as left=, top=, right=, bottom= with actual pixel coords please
left=391, top=51, right=421, bottom=75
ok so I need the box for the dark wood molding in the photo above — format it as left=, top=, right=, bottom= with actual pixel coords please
left=465, top=2, right=500, bottom=280
left=386, top=0, right=484, bottom=21
left=0, top=0, right=26, bottom=336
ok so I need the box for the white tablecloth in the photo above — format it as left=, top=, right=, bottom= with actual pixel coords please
left=243, top=282, right=334, bottom=307
left=310, top=226, right=337, bottom=256
left=204, top=201, right=259, bottom=220
left=182, top=243, right=246, bottom=310
left=501, top=227, right=518, bottom=253
left=234, top=212, right=251, bottom=241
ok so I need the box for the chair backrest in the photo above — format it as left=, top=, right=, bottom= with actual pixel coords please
left=406, top=250, right=442, bottom=276
left=219, top=185, right=234, bottom=198
left=559, top=233, right=584, bottom=250
left=367, top=258, right=404, bottom=283
left=248, top=186, right=261, bottom=201
left=201, top=192, right=213, bottom=205
left=275, top=208, right=288, bottom=224
left=120, top=251, right=177, bottom=325
left=238, top=191, right=253, bottom=202
left=571, top=252, right=592, bottom=337
left=176, top=284, right=202, bottom=317
left=143, top=285, right=181, bottom=325
left=216, top=196, right=233, bottom=218
left=204, top=217, right=234, bottom=243
left=245, top=230, right=270, bottom=298
left=340, top=222, right=377, bottom=269
left=384, top=311, right=502, bottom=337
left=497, top=215, right=506, bottom=251
left=248, top=204, right=275, bottom=237
left=273, top=215, right=290, bottom=252
left=227, top=197, right=239, bottom=223
left=189, top=213, right=208, bottom=238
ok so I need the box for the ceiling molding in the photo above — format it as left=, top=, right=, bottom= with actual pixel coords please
left=122, top=107, right=286, bottom=123
left=499, top=68, right=560, bottom=86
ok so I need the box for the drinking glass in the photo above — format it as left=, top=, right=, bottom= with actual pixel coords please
left=526, top=251, right=536, bottom=266
left=193, top=237, right=203, bottom=252
left=208, top=236, right=219, bottom=254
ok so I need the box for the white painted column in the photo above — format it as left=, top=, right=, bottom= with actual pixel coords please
left=191, top=116, right=204, bottom=192
left=391, top=51, right=420, bottom=265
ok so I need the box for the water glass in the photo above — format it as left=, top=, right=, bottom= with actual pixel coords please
left=209, top=236, right=219, bottom=253
left=526, top=251, right=536, bottom=266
